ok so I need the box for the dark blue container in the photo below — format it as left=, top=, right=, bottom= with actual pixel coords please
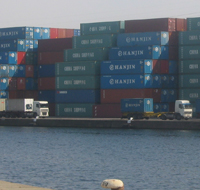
left=0, top=27, right=34, bottom=40
left=168, top=89, right=177, bottom=102
left=74, top=29, right=80, bottom=36
left=117, top=32, right=169, bottom=47
left=0, top=90, right=8, bottom=98
left=109, top=46, right=162, bottom=60
left=161, top=89, right=169, bottom=102
left=160, top=46, right=169, bottom=59
left=38, top=90, right=55, bottom=103
left=25, top=78, right=38, bottom=90
left=121, top=98, right=153, bottom=113
left=0, top=39, right=26, bottom=52
left=169, top=75, right=178, bottom=88
left=100, top=59, right=153, bottom=75
left=169, top=60, right=178, bottom=74
left=154, top=103, right=161, bottom=113
left=33, top=27, right=42, bottom=39
left=101, top=75, right=144, bottom=89
left=41, top=28, right=50, bottom=39
left=0, top=51, right=17, bottom=64
left=0, top=65, right=9, bottom=77
left=8, top=65, right=17, bottom=77
left=0, top=77, right=9, bottom=90
left=152, top=74, right=161, bottom=88
left=154, top=103, right=169, bottom=112
left=55, top=89, right=100, bottom=103
left=14, top=65, right=26, bottom=77
left=195, top=99, right=200, bottom=113
left=144, top=74, right=154, bottom=88
left=161, top=75, right=169, bottom=88
left=38, top=65, right=55, bottom=77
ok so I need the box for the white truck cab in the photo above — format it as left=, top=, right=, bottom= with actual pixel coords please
left=175, top=100, right=193, bottom=120
left=33, top=101, right=49, bottom=117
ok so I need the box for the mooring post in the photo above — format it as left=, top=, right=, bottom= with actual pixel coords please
left=101, top=179, right=124, bottom=190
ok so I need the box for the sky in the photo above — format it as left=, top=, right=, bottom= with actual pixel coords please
left=1, top=0, right=200, bottom=29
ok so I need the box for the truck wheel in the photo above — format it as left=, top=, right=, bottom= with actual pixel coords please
left=176, top=115, right=181, bottom=120
left=161, top=115, right=166, bottom=120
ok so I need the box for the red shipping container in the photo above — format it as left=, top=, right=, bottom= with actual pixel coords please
left=17, top=52, right=26, bottom=65
left=38, top=77, right=55, bottom=90
left=38, top=38, right=72, bottom=52
left=58, top=28, right=74, bottom=38
left=169, top=46, right=178, bottom=60
left=153, top=60, right=161, bottom=74
left=160, top=60, right=169, bottom=74
left=169, top=32, right=179, bottom=46
left=9, top=90, right=25, bottom=99
left=176, top=18, right=187, bottom=31
left=26, top=65, right=34, bottom=77
left=8, top=77, right=17, bottom=90
left=93, top=104, right=122, bottom=118
left=24, top=90, right=38, bottom=99
left=49, top=103, right=56, bottom=116
left=38, top=51, right=64, bottom=64
left=125, top=18, right=176, bottom=33
left=50, top=28, right=58, bottom=39
left=101, top=89, right=161, bottom=104
left=17, top=78, right=26, bottom=90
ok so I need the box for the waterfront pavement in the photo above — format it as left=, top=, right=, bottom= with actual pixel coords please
left=0, top=181, right=53, bottom=190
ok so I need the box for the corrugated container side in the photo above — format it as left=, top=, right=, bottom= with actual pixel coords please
left=48, top=103, right=56, bottom=116
left=0, top=91, right=8, bottom=99
left=160, top=60, right=169, bottom=74
left=17, top=77, right=26, bottom=90
left=8, top=65, right=17, bottom=77
left=176, top=18, right=187, bottom=31
left=14, top=65, right=26, bottom=77
left=179, top=31, right=200, bottom=45
left=117, top=32, right=169, bottom=47
left=72, top=34, right=117, bottom=49
left=0, top=77, right=9, bottom=90
left=25, top=65, right=34, bottom=78
left=38, top=38, right=72, bottom=52
left=38, top=64, right=55, bottom=77
left=0, top=51, right=17, bottom=64
left=93, top=104, right=122, bottom=118
left=56, top=76, right=100, bottom=90
left=0, top=65, right=9, bottom=77
left=25, top=78, right=38, bottom=90
left=179, top=46, right=200, bottom=60
left=24, top=90, right=38, bottom=100
left=169, top=60, right=178, bottom=74
left=179, top=88, right=200, bottom=102
left=17, top=52, right=26, bottom=64
left=38, top=51, right=64, bottom=64
left=50, top=28, right=58, bottom=39
left=64, top=47, right=109, bottom=62
left=179, top=60, right=200, bottom=74
left=0, top=39, right=25, bottom=52
left=74, top=29, right=80, bottom=36
left=187, top=17, right=200, bottom=31
left=38, top=77, right=56, bottom=90
left=101, top=88, right=161, bottom=104
left=169, top=32, right=179, bottom=46
left=38, top=90, right=55, bottom=103
left=58, top=28, right=74, bottom=38
left=56, top=103, right=94, bottom=117
left=125, top=18, right=176, bottom=33
left=55, top=89, right=100, bottom=103
left=161, top=89, right=177, bottom=102
left=8, top=77, right=17, bottom=90
left=41, top=27, right=50, bottom=39
left=9, top=90, right=25, bottom=99
left=55, top=61, right=100, bottom=76
left=33, top=27, right=42, bottom=39
left=80, top=21, right=125, bottom=35
left=25, top=52, right=38, bottom=65
left=121, top=98, right=153, bottom=113
left=179, top=74, right=200, bottom=88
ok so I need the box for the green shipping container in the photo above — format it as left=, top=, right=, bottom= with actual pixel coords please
left=55, top=61, right=100, bottom=76
left=179, top=60, right=200, bottom=74
left=56, top=76, right=100, bottom=89
left=56, top=103, right=94, bottom=117
left=80, top=21, right=125, bottom=35
left=72, top=34, right=117, bottom=49
left=179, top=88, right=200, bottom=102
left=187, top=17, right=200, bottom=31
left=64, top=47, right=109, bottom=62
left=179, top=31, right=200, bottom=45
left=179, top=46, right=200, bottom=60
left=179, top=74, right=200, bottom=88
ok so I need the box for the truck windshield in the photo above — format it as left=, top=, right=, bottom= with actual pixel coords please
left=182, top=104, right=192, bottom=109
left=26, top=104, right=32, bottom=110
left=40, top=103, right=48, bottom=108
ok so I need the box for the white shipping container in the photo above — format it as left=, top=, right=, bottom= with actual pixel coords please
left=0, top=98, right=6, bottom=111
left=6, top=99, right=34, bottom=112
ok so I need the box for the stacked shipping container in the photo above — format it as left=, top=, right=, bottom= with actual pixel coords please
left=179, top=17, right=200, bottom=116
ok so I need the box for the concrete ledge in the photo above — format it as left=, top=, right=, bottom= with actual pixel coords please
left=0, top=180, right=53, bottom=190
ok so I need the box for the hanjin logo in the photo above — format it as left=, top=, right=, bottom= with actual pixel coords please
left=109, top=79, right=114, bottom=85
left=118, top=51, right=123, bottom=56
left=126, top=37, right=131, bottom=43
left=109, top=65, right=114, bottom=71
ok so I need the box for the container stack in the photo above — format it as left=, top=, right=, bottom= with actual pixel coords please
left=179, top=17, right=200, bottom=116
left=54, top=21, right=124, bottom=117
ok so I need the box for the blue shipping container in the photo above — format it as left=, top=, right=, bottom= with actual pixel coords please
left=0, top=39, right=26, bottom=52
left=33, top=27, right=42, bottom=39
left=38, top=90, right=55, bottom=103
left=25, top=78, right=38, bottom=90
left=55, top=90, right=100, bottom=103
left=0, top=90, right=8, bottom=98
left=100, top=59, right=153, bottom=75
left=153, top=103, right=169, bottom=113
left=0, top=27, right=34, bottom=40
left=109, top=46, right=167, bottom=60
left=0, top=77, right=9, bottom=90
left=38, top=65, right=55, bottom=77
left=8, top=65, right=17, bottom=77
left=14, top=65, right=26, bottom=77
left=41, top=28, right=50, bottom=39
left=74, top=29, right=80, bottom=36
left=117, top=32, right=169, bottom=47
left=0, top=51, right=17, bottom=64
left=152, top=74, right=161, bottom=88
left=195, top=99, right=200, bottom=113
left=0, top=65, right=9, bottom=77
left=169, top=60, right=178, bottom=74
left=121, top=98, right=153, bottom=113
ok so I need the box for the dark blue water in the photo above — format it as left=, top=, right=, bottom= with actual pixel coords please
left=0, top=126, right=200, bottom=190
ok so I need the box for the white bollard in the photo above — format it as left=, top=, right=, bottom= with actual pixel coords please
left=101, top=179, right=124, bottom=190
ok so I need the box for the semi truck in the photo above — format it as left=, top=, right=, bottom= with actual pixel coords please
left=0, top=98, right=49, bottom=118
left=121, top=98, right=193, bottom=120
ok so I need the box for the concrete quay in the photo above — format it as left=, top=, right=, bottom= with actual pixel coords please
left=0, top=180, right=53, bottom=190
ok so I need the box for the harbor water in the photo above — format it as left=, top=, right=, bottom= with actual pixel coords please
left=0, top=126, right=200, bottom=190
